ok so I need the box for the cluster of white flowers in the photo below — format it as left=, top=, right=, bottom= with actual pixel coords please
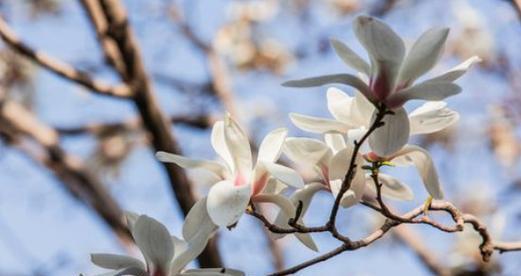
left=90, top=15, right=478, bottom=276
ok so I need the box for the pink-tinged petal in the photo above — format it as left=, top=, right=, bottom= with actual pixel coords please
left=155, top=151, right=227, bottom=179
left=263, top=162, right=304, bottom=189
left=206, top=180, right=251, bottom=227
left=263, top=178, right=289, bottom=194
left=211, top=121, right=234, bottom=172
left=289, top=113, right=349, bottom=134
left=282, top=74, right=375, bottom=102
left=251, top=163, right=270, bottom=196
left=389, top=145, right=444, bottom=199
left=256, top=193, right=319, bottom=251
left=427, top=56, right=481, bottom=82
left=324, top=132, right=346, bottom=154
left=398, top=27, right=450, bottom=86
left=258, top=128, right=288, bottom=162
left=385, top=82, right=461, bottom=108
left=409, top=101, right=459, bottom=135
left=368, top=107, right=410, bottom=157
left=364, top=173, right=414, bottom=201
left=354, top=15, right=405, bottom=100
left=330, top=38, right=371, bottom=75
left=224, top=114, right=253, bottom=178
left=326, top=87, right=355, bottom=124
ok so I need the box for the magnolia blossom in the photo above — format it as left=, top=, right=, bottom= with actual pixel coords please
left=290, top=87, right=459, bottom=158
left=156, top=114, right=304, bottom=228
left=283, top=15, right=479, bottom=156
left=90, top=201, right=243, bottom=276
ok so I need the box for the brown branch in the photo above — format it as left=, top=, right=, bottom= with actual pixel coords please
left=0, top=16, right=131, bottom=98
left=83, top=0, right=222, bottom=267
left=0, top=100, right=130, bottom=242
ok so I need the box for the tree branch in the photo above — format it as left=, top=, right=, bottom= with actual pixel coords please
left=0, top=16, right=131, bottom=98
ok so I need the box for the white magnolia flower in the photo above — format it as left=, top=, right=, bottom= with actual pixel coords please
left=290, top=87, right=459, bottom=155
left=90, top=202, right=244, bottom=276
left=156, top=114, right=304, bottom=228
left=283, top=15, right=479, bottom=156
left=282, top=136, right=366, bottom=208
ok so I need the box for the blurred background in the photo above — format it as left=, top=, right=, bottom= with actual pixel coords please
left=0, top=0, right=520, bottom=275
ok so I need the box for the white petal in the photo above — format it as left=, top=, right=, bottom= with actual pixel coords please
left=172, top=224, right=216, bottom=274
left=328, top=148, right=365, bottom=207
left=90, top=254, right=145, bottom=270
left=354, top=15, right=405, bottom=95
left=224, top=114, right=253, bottom=177
left=409, top=101, right=459, bottom=135
left=390, top=145, right=444, bottom=199
left=262, top=178, right=288, bottom=194
left=124, top=211, right=139, bottom=231
left=206, top=180, right=251, bottom=227
left=427, top=56, right=482, bottom=82
left=330, top=38, right=371, bottom=75
left=156, top=151, right=226, bottom=179
left=386, top=81, right=461, bottom=108
left=95, top=267, right=147, bottom=276
left=258, top=193, right=319, bottom=252
left=289, top=113, right=349, bottom=134
left=368, top=107, right=410, bottom=157
left=282, top=73, right=374, bottom=102
left=326, top=87, right=355, bottom=124
left=258, top=128, right=288, bottom=162
left=132, top=215, right=174, bottom=272
left=324, top=133, right=346, bottom=154
left=251, top=163, right=270, bottom=196
left=399, top=27, right=450, bottom=85
left=183, top=198, right=217, bottom=242
left=283, top=137, right=332, bottom=168
left=211, top=121, right=234, bottom=172
left=180, top=268, right=245, bottom=276
left=171, top=235, right=189, bottom=260
left=346, top=127, right=366, bottom=146
left=365, top=173, right=414, bottom=201
left=263, top=162, right=304, bottom=189
left=351, top=91, right=374, bottom=127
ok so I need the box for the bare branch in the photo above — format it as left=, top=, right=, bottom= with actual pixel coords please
left=0, top=16, right=131, bottom=98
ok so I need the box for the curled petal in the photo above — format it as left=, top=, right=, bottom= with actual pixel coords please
left=398, top=27, right=450, bottom=85
left=132, top=215, right=174, bottom=272
left=224, top=114, right=253, bottom=178
left=409, top=101, right=459, bottom=135
left=282, top=73, right=374, bottom=102
left=263, top=178, right=289, bottom=194
left=368, top=107, right=410, bottom=157
left=124, top=211, right=139, bottom=232
left=354, top=15, right=405, bottom=99
left=289, top=113, right=349, bottom=134
left=263, top=162, right=304, bottom=189
left=390, top=145, right=444, bottom=199
left=386, top=81, right=461, bottom=108
left=324, top=132, right=346, bottom=153
left=427, top=56, right=482, bottom=82
left=326, top=87, right=355, bottom=124
left=351, top=91, right=374, bottom=127
left=206, top=180, right=251, bottom=227
left=171, top=235, right=188, bottom=260
left=156, top=151, right=226, bottom=179
left=171, top=224, right=216, bottom=274
left=328, top=148, right=365, bottom=207
left=330, top=38, right=371, bottom=75
left=258, top=128, right=288, bottom=162
left=95, top=266, right=148, bottom=276
left=365, top=173, right=414, bottom=201
left=90, top=254, right=145, bottom=271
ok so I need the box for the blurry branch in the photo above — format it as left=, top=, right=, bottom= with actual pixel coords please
left=55, top=114, right=213, bottom=136
left=393, top=225, right=450, bottom=276
left=79, top=0, right=222, bottom=267
left=369, top=0, right=399, bottom=17
left=508, top=0, right=521, bottom=20
left=0, top=100, right=130, bottom=242
left=0, top=16, right=131, bottom=98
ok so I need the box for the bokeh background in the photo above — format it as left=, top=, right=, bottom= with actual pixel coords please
left=0, top=0, right=520, bottom=275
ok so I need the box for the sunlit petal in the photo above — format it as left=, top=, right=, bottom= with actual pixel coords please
left=365, top=173, right=414, bottom=201
left=282, top=74, right=374, bottom=101
left=156, top=151, right=226, bottom=179
left=330, top=38, right=371, bottom=75
left=224, top=114, right=253, bottom=178
left=409, top=101, right=459, bottom=135
left=368, top=107, right=410, bottom=157
left=324, top=132, right=346, bottom=154
left=206, top=180, right=251, bottom=227
left=289, top=113, right=349, bottom=134
left=258, top=128, right=288, bottom=162
left=90, top=254, right=145, bottom=271
left=263, top=162, right=304, bottom=189
left=386, top=81, right=461, bottom=108
left=427, top=56, right=481, bottom=82
left=132, top=215, right=174, bottom=272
